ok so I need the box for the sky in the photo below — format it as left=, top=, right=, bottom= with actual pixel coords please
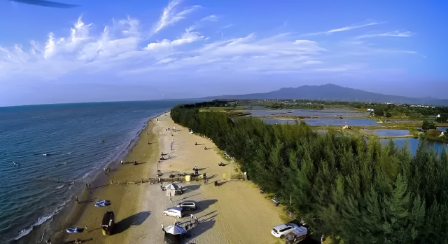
left=0, top=0, right=447, bottom=106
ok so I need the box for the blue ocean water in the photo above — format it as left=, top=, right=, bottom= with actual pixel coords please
left=0, top=100, right=191, bottom=243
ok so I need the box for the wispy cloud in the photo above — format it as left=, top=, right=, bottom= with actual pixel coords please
left=151, top=0, right=200, bottom=35
left=0, top=2, right=422, bottom=82
left=222, top=24, right=233, bottom=29
left=145, top=28, right=204, bottom=51
left=356, top=31, right=415, bottom=39
left=129, top=33, right=326, bottom=74
left=201, top=15, right=218, bottom=22
left=304, top=21, right=383, bottom=36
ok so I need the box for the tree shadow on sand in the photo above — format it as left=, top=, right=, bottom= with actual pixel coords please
left=188, top=214, right=217, bottom=239
left=114, top=211, right=150, bottom=234
left=182, top=184, right=201, bottom=193
left=63, top=238, right=93, bottom=244
left=193, top=199, right=218, bottom=214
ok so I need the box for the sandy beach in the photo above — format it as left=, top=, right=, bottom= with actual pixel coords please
left=54, top=113, right=289, bottom=244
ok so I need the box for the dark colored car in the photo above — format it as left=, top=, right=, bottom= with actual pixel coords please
left=176, top=201, right=197, bottom=211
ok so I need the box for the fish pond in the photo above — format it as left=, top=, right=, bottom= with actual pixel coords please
left=240, top=108, right=369, bottom=117
left=303, top=118, right=377, bottom=126
left=375, top=129, right=410, bottom=136
left=380, top=138, right=446, bottom=156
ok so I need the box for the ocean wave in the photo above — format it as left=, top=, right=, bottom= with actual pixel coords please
left=13, top=214, right=53, bottom=241
left=12, top=199, right=70, bottom=241
left=54, top=162, right=67, bottom=167
left=56, top=185, right=64, bottom=189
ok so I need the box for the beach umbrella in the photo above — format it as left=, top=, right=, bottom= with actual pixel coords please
left=165, top=224, right=186, bottom=235
left=164, top=225, right=186, bottom=244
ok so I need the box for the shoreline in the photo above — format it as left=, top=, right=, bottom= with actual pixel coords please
left=51, top=116, right=161, bottom=244
left=29, top=111, right=307, bottom=243
left=18, top=112, right=165, bottom=244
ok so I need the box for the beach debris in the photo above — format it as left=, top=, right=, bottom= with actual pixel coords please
left=95, top=200, right=111, bottom=207
left=66, top=227, right=85, bottom=233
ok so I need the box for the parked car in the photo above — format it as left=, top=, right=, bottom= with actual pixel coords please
left=163, top=207, right=183, bottom=218
left=176, top=201, right=197, bottom=211
left=271, top=223, right=299, bottom=238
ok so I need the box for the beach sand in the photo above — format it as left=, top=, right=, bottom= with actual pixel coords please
left=51, top=119, right=160, bottom=244
left=54, top=113, right=289, bottom=244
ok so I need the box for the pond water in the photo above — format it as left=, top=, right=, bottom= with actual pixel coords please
left=438, top=127, right=448, bottom=132
left=380, top=138, right=446, bottom=156
left=239, top=109, right=368, bottom=117
left=262, top=118, right=298, bottom=125
left=303, top=118, right=377, bottom=126
left=375, top=129, right=410, bottom=136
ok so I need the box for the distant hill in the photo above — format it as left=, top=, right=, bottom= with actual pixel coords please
left=205, top=84, right=448, bottom=106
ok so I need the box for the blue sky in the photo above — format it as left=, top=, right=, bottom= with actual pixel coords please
left=0, top=0, right=447, bottom=106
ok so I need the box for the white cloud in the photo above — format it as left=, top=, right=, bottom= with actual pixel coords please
left=201, top=15, right=218, bottom=22
left=222, top=24, right=233, bottom=29
left=0, top=2, right=422, bottom=82
left=129, top=33, right=326, bottom=75
left=304, top=21, right=383, bottom=36
left=357, top=31, right=414, bottom=39
left=151, top=0, right=201, bottom=35
left=145, top=29, right=203, bottom=50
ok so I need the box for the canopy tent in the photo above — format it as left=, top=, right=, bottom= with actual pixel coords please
left=165, top=183, right=181, bottom=196
left=290, top=226, right=307, bottom=236
left=164, top=224, right=186, bottom=244
left=285, top=226, right=308, bottom=243
left=165, top=183, right=180, bottom=190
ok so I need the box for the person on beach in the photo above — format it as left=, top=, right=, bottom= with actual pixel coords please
left=161, top=224, right=164, bottom=231
left=75, top=196, right=78, bottom=203
left=190, top=214, right=194, bottom=219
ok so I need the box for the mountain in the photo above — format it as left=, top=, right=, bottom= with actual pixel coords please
left=205, top=84, right=448, bottom=106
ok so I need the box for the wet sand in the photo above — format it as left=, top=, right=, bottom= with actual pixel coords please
left=50, top=119, right=159, bottom=244
left=54, top=113, right=292, bottom=244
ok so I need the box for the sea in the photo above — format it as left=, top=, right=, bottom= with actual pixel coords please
left=0, top=100, right=195, bottom=243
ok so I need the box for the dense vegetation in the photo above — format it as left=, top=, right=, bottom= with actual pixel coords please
left=172, top=102, right=448, bottom=244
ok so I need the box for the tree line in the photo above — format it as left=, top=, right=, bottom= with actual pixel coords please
left=171, top=102, right=448, bottom=244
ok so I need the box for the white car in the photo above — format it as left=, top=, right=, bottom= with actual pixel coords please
left=271, top=223, right=300, bottom=238
left=163, top=207, right=183, bottom=218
